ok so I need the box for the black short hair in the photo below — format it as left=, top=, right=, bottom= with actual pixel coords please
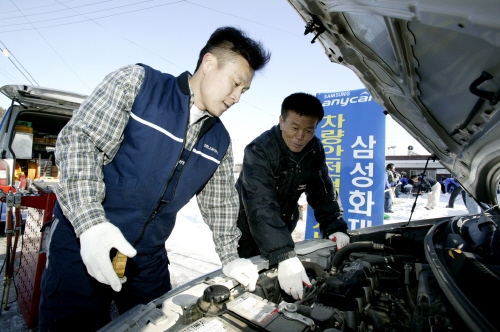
left=386, top=163, right=394, bottom=170
left=281, top=92, right=324, bottom=122
left=195, top=26, right=271, bottom=72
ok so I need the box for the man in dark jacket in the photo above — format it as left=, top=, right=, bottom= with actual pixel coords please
left=445, top=177, right=463, bottom=208
left=411, top=174, right=441, bottom=209
left=235, top=92, right=349, bottom=300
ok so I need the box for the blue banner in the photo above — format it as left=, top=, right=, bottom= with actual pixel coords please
left=305, top=89, right=386, bottom=238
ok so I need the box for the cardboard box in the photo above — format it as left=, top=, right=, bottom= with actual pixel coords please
left=51, top=166, right=58, bottom=178
left=15, top=125, right=33, bottom=134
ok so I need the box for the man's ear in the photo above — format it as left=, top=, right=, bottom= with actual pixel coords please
left=201, top=53, right=217, bottom=75
left=279, top=115, right=284, bottom=129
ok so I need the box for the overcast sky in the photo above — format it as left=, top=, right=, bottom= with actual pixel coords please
left=0, top=0, right=427, bottom=159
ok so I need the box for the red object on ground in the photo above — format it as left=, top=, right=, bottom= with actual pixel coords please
left=13, top=186, right=57, bottom=329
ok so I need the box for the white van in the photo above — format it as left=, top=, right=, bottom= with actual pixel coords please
left=0, top=85, right=87, bottom=187
left=0, top=85, right=86, bottom=228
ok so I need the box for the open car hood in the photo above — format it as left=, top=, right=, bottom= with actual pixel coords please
left=1, top=84, right=87, bottom=111
left=287, top=0, right=500, bottom=206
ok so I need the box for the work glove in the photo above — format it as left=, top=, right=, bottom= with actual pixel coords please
left=329, top=232, right=350, bottom=250
left=79, top=223, right=137, bottom=292
left=222, top=258, right=258, bottom=292
left=278, top=257, right=311, bottom=300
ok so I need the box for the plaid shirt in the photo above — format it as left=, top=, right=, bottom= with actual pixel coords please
left=55, top=64, right=241, bottom=265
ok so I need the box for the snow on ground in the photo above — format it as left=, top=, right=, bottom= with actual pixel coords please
left=165, top=201, right=221, bottom=288
left=166, top=190, right=473, bottom=288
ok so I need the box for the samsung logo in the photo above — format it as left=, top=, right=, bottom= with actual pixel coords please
left=322, top=92, right=373, bottom=107
left=204, top=144, right=218, bottom=155
left=323, top=91, right=350, bottom=98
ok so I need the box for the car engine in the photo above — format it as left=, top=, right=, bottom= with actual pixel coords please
left=181, top=240, right=451, bottom=332
left=98, top=212, right=499, bottom=332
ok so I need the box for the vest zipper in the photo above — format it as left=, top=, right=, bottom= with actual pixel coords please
left=133, top=210, right=158, bottom=247
left=134, top=104, right=191, bottom=247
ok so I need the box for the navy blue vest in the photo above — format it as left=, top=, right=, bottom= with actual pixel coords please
left=102, top=64, right=230, bottom=253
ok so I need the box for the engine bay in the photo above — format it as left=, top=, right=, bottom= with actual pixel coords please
left=98, top=212, right=500, bottom=332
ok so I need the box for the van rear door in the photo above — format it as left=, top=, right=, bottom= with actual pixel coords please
left=0, top=85, right=87, bottom=186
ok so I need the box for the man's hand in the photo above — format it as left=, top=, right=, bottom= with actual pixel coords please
left=278, top=257, right=310, bottom=300
left=79, top=223, right=137, bottom=292
left=222, top=258, right=258, bottom=292
left=329, top=232, right=350, bottom=250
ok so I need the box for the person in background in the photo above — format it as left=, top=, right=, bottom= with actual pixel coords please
left=399, top=171, right=411, bottom=194
left=39, top=26, right=271, bottom=332
left=440, top=177, right=447, bottom=194
left=386, top=164, right=396, bottom=188
left=446, top=177, right=483, bottom=213
left=445, top=177, right=463, bottom=208
left=464, top=192, right=482, bottom=214
left=393, top=170, right=401, bottom=198
left=408, top=174, right=416, bottom=186
left=411, top=174, right=441, bottom=209
left=235, top=92, right=349, bottom=301
left=385, top=170, right=394, bottom=213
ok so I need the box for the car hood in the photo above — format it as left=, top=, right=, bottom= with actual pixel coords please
left=0, top=84, right=87, bottom=111
left=287, top=0, right=500, bottom=206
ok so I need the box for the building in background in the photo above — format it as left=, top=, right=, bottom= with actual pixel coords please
left=385, top=155, right=451, bottom=180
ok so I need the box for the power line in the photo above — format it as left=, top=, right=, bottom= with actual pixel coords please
left=53, top=0, right=184, bottom=70
left=184, top=1, right=298, bottom=36
left=8, top=1, right=89, bottom=89
left=1, top=0, right=285, bottom=116
left=2, top=0, right=116, bottom=20
left=0, top=0, right=83, bottom=15
left=0, top=0, right=301, bottom=38
left=0, top=0, right=182, bottom=28
left=239, top=99, right=277, bottom=119
left=53, top=0, right=278, bottom=116
left=0, top=66, right=22, bottom=84
left=0, top=40, right=38, bottom=85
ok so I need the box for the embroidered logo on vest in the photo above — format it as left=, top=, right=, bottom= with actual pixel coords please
left=204, top=143, right=218, bottom=155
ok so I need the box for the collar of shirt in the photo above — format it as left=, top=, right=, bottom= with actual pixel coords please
left=189, top=104, right=210, bottom=125
left=187, top=75, right=212, bottom=126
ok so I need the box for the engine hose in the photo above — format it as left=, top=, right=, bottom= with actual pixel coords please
left=365, top=309, right=385, bottom=331
left=330, top=242, right=385, bottom=275
left=388, top=296, right=412, bottom=321
left=295, top=282, right=326, bottom=306
left=355, top=255, right=415, bottom=265
left=383, top=246, right=397, bottom=255
left=404, top=264, right=416, bottom=313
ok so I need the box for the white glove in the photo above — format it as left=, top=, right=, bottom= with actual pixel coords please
left=278, top=257, right=311, bottom=300
left=80, top=223, right=137, bottom=292
left=329, top=232, right=350, bottom=250
left=222, top=258, right=258, bottom=292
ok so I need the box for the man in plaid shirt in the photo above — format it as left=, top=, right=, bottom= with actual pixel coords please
left=39, top=26, right=270, bottom=331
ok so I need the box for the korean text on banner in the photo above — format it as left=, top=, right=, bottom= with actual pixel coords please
left=305, top=89, right=386, bottom=238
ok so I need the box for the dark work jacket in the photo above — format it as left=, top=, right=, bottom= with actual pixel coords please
left=235, top=125, right=347, bottom=265
left=419, top=176, right=438, bottom=192
left=102, top=64, right=230, bottom=254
